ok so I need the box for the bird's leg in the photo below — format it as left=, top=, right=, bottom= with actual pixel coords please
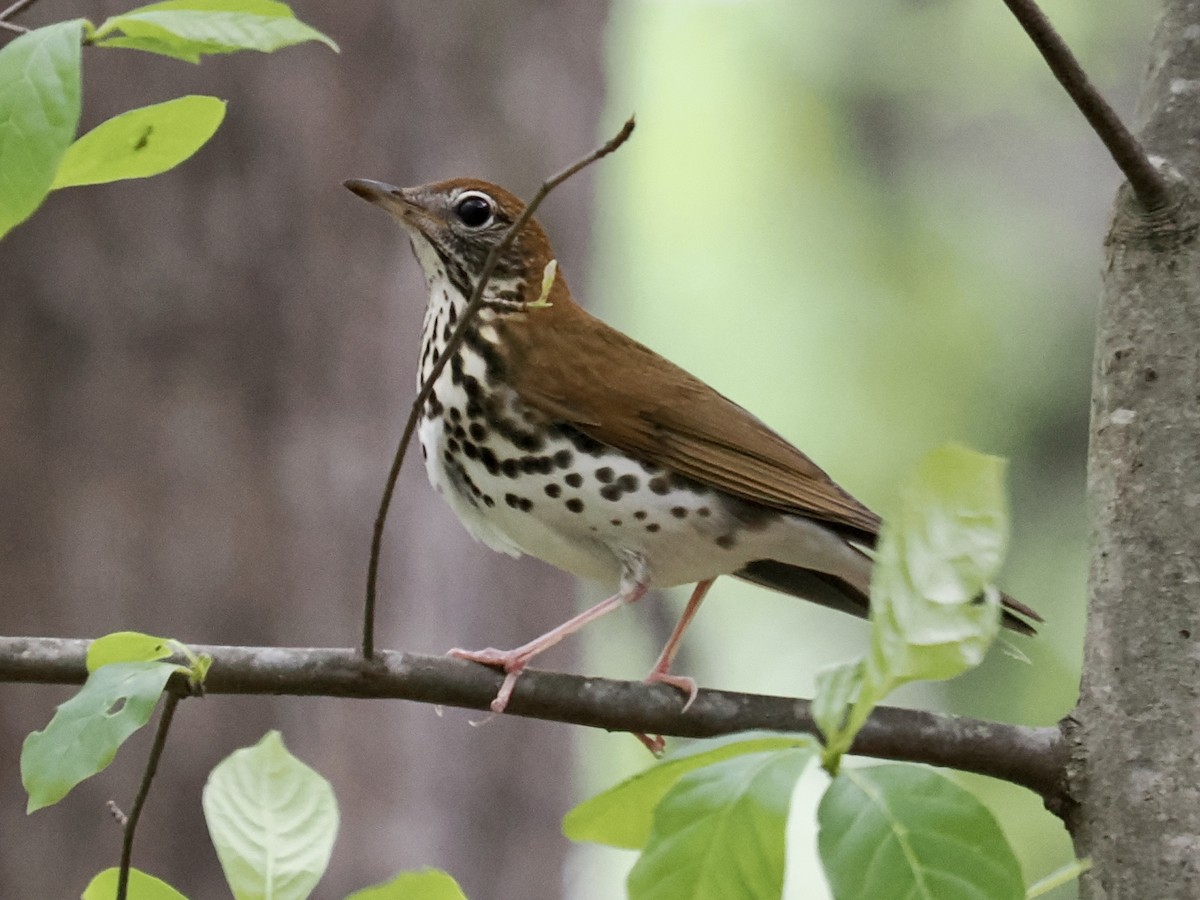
left=635, top=578, right=716, bottom=756
left=644, top=578, right=715, bottom=712
left=450, top=568, right=650, bottom=714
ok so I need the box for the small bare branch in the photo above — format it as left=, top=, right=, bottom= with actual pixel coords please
left=117, top=691, right=181, bottom=900
left=1000, top=0, right=1171, bottom=211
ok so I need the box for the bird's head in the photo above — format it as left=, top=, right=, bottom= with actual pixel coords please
left=344, top=177, right=557, bottom=308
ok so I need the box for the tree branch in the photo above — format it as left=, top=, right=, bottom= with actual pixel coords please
left=0, top=635, right=1068, bottom=808
left=1000, top=0, right=1172, bottom=211
left=360, top=116, right=636, bottom=658
left=117, top=692, right=181, bottom=900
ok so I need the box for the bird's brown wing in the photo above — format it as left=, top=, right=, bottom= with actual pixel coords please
left=499, top=300, right=882, bottom=540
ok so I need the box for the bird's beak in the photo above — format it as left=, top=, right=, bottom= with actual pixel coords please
left=344, top=178, right=443, bottom=236
left=343, top=178, right=414, bottom=216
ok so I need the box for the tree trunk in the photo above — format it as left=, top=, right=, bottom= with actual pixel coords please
left=1071, top=1, right=1200, bottom=894
left=0, top=3, right=608, bottom=897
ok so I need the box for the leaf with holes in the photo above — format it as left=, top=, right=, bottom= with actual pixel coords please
left=0, top=20, right=85, bottom=238
left=203, top=731, right=338, bottom=900
left=53, top=96, right=226, bottom=188
left=345, top=868, right=468, bottom=900
left=92, top=0, right=337, bottom=63
left=626, top=746, right=815, bottom=900
left=22, top=661, right=174, bottom=812
left=818, top=765, right=1023, bottom=900
left=82, top=866, right=188, bottom=900
left=564, top=733, right=814, bottom=850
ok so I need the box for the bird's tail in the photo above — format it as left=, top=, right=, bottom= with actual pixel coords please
left=734, top=558, right=1041, bottom=635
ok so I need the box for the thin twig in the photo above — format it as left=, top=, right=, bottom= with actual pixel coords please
left=0, top=636, right=1069, bottom=807
left=1000, top=0, right=1171, bottom=211
left=361, top=116, right=636, bottom=657
left=116, top=692, right=181, bottom=900
left=0, top=0, right=37, bottom=33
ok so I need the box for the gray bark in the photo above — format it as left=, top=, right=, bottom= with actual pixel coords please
left=0, top=2, right=608, bottom=897
left=1071, top=1, right=1200, bottom=894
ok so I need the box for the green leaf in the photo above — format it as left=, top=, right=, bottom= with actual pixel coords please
left=818, top=765, right=1023, bottom=900
left=868, top=444, right=1008, bottom=685
left=564, top=732, right=814, bottom=850
left=82, top=866, right=189, bottom=900
left=345, top=868, right=467, bottom=900
left=0, top=20, right=85, bottom=238
left=811, top=658, right=864, bottom=743
left=818, top=445, right=1010, bottom=771
left=22, top=661, right=174, bottom=812
left=93, top=0, right=338, bottom=63
left=203, top=731, right=338, bottom=900
left=87, top=631, right=175, bottom=672
left=627, top=747, right=814, bottom=900
left=53, top=96, right=226, bottom=188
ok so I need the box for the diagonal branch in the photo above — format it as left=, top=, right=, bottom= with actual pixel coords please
left=0, top=635, right=1069, bottom=809
left=1000, top=0, right=1171, bottom=211
left=359, top=117, right=636, bottom=658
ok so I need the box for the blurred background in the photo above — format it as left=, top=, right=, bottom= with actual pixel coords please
left=0, top=0, right=1154, bottom=897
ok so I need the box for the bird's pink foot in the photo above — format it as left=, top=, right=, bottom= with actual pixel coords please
left=645, top=670, right=699, bottom=713
left=448, top=647, right=529, bottom=713
left=636, top=731, right=666, bottom=756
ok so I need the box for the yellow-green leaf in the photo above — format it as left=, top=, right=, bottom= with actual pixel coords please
left=53, top=96, right=226, bottom=189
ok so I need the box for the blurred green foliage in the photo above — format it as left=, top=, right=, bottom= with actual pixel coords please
left=572, top=0, right=1155, bottom=896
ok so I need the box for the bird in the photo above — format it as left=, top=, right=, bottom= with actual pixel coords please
left=344, top=176, right=1041, bottom=722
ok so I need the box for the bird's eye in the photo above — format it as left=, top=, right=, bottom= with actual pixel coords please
left=454, top=193, right=494, bottom=228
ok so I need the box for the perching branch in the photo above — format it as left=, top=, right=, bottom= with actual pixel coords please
left=0, top=635, right=1068, bottom=809
left=117, top=692, right=181, bottom=900
left=360, top=116, right=636, bottom=658
left=999, top=0, right=1172, bottom=211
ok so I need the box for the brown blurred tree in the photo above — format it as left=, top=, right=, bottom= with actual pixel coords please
left=0, top=2, right=609, bottom=896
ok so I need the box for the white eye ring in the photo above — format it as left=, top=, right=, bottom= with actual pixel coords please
left=453, top=191, right=495, bottom=229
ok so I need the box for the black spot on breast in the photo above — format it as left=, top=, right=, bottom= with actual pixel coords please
left=558, top=423, right=606, bottom=456
left=513, top=430, right=545, bottom=453
left=479, top=446, right=500, bottom=475
left=469, top=422, right=487, bottom=442
left=634, top=510, right=647, bottom=521
left=450, top=352, right=464, bottom=385
left=716, top=534, right=736, bottom=549
left=462, top=375, right=482, bottom=401
left=565, top=473, right=583, bottom=488
left=483, top=495, right=495, bottom=507
left=466, top=401, right=482, bottom=419
left=646, top=523, right=661, bottom=533
left=639, top=459, right=662, bottom=474
left=595, top=466, right=615, bottom=483
left=600, top=484, right=621, bottom=502
left=500, top=459, right=520, bottom=478
left=450, top=407, right=462, bottom=422
left=462, top=441, right=478, bottom=459
left=671, top=506, right=688, bottom=518
left=545, top=484, right=562, bottom=498
left=446, top=438, right=460, bottom=453
left=452, top=424, right=466, bottom=440
left=610, top=518, right=622, bottom=526
left=553, top=449, right=573, bottom=468
left=616, top=474, right=639, bottom=492
left=565, top=498, right=584, bottom=513
left=447, top=304, right=457, bottom=324
left=425, top=390, right=443, bottom=419
left=648, top=476, right=670, bottom=495
left=697, top=506, right=711, bottom=517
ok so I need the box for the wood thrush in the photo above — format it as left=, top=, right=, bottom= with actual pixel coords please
left=345, top=177, right=1041, bottom=718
